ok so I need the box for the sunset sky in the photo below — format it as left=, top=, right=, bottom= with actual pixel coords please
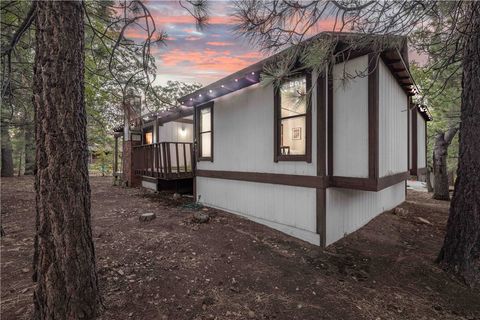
left=127, top=1, right=424, bottom=87
left=126, top=1, right=265, bottom=86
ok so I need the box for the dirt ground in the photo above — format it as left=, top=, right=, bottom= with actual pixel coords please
left=1, top=176, right=479, bottom=320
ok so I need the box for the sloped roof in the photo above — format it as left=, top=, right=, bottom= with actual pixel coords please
left=178, top=31, right=418, bottom=107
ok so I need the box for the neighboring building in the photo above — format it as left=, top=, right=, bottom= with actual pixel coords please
left=119, top=32, right=431, bottom=247
left=409, top=104, right=432, bottom=181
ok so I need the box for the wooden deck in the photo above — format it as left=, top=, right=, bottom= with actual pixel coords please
left=133, top=142, right=194, bottom=180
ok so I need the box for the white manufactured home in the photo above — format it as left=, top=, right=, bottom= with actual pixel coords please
left=175, top=32, right=428, bottom=247
left=120, top=32, right=431, bottom=247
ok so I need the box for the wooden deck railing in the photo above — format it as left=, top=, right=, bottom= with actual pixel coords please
left=133, top=142, right=194, bottom=180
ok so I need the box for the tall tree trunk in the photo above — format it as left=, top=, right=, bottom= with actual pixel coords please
left=24, top=122, right=35, bottom=175
left=432, top=127, right=458, bottom=200
left=32, top=1, right=100, bottom=319
left=1, top=123, right=14, bottom=177
left=438, top=2, right=480, bottom=286
left=18, top=147, right=22, bottom=176
left=426, top=166, right=434, bottom=192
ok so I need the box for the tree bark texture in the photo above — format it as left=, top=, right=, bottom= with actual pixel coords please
left=432, top=127, right=458, bottom=200
left=438, top=2, right=480, bottom=286
left=32, top=1, right=100, bottom=319
left=426, top=166, right=433, bottom=193
left=1, top=123, right=14, bottom=177
left=24, top=122, right=35, bottom=175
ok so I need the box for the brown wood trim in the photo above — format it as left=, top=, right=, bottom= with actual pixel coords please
left=411, top=107, right=418, bottom=173
left=407, top=97, right=411, bottom=170
left=316, top=71, right=327, bottom=246
left=377, top=171, right=409, bottom=191
left=196, top=101, right=214, bottom=162
left=274, top=72, right=312, bottom=163
left=368, top=53, right=380, bottom=180
left=329, top=176, right=376, bottom=191
left=316, top=188, right=327, bottom=248
left=197, top=169, right=407, bottom=192
left=273, top=85, right=279, bottom=163
left=305, top=73, right=312, bottom=163
left=327, top=69, right=334, bottom=176
left=317, top=72, right=327, bottom=177
left=196, top=170, right=328, bottom=189
left=330, top=171, right=409, bottom=191
left=174, top=118, right=194, bottom=124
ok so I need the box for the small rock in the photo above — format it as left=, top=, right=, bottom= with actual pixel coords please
left=417, top=217, right=432, bottom=225
left=248, top=310, right=255, bottom=318
left=117, top=269, right=125, bottom=276
left=128, top=312, right=133, bottom=317
left=22, top=268, right=29, bottom=273
left=192, top=212, right=209, bottom=224
left=202, top=296, right=215, bottom=306
left=393, top=207, right=408, bottom=216
left=139, top=213, right=156, bottom=222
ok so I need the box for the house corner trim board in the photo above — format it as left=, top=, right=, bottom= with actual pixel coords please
left=316, top=72, right=327, bottom=247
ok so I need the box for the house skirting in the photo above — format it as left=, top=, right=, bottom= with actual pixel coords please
left=196, top=172, right=406, bottom=247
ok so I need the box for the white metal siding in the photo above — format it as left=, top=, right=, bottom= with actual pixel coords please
left=417, top=115, right=427, bottom=168
left=325, top=181, right=405, bottom=245
left=197, top=177, right=320, bottom=245
left=195, top=76, right=319, bottom=245
left=196, top=81, right=317, bottom=175
left=158, top=120, right=193, bottom=143
left=332, top=56, right=369, bottom=178
left=378, top=60, right=409, bottom=177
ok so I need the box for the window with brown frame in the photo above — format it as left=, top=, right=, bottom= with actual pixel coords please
left=196, top=102, right=214, bottom=161
left=274, top=73, right=312, bottom=162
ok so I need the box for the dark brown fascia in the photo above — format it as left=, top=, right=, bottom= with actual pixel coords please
left=179, top=32, right=415, bottom=108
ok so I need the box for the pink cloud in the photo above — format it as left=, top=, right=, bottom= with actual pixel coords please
left=185, top=36, right=202, bottom=41
left=207, top=41, right=235, bottom=47
left=152, top=15, right=235, bottom=26
left=159, top=48, right=262, bottom=74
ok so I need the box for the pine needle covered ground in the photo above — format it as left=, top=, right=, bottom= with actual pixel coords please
left=1, top=176, right=479, bottom=320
